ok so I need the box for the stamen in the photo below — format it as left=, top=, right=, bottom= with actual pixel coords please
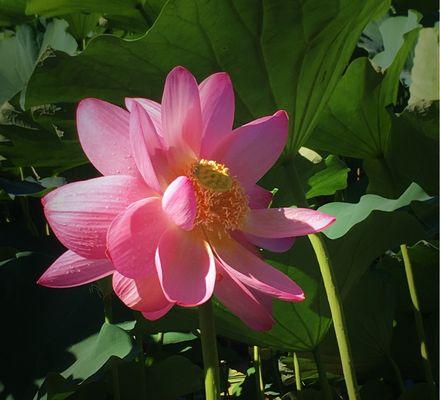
left=189, top=159, right=249, bottom=237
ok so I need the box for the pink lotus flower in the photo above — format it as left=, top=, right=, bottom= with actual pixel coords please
left=39, top=67, right=335, bottom=331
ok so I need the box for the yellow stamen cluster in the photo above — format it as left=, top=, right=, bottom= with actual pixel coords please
left=190, top=159, right=249, bottom=237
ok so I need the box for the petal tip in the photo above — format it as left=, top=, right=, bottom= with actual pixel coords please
left=169, top=65, right=191, bottom=76
left=274, top=109, right=288, bottom=119
left=36, top=275, right=46, bottom=286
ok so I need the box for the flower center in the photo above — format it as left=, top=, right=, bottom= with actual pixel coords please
left=189, top=159, right=249, bottom=237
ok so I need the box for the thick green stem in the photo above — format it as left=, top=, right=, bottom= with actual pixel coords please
left=283, top=159, right=359, bottom=400
left=199, top=299, right=221, bottom=400
left=400, top=244, right=435, bottom=396
left=309, top=234, right=358, bottom=399
left=313, top=350, right=333, bottom=400
left=293, top=352, right=302, bottom=392
left=253, top=346, right=265, bottom=400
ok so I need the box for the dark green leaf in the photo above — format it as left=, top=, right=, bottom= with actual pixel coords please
left=0, top=0, right=31, bottom=26
left=308, top=27, right=420, bottom=160
left=364, top=104, right=439, bottom=197
left=398, top=383, right=437, bottom=399
left=0, top=124, right=86, bottom=169
left=145, top=356, right=203, bottom=399
left=62, top=323, right=135, bottom=381
left=64, top=13, right=101, bottom=41
left=318, top=269, right=397, bottom=377
left=26, top=0, right=391, bottom=154
left=0, top=20, right=77, bottom=105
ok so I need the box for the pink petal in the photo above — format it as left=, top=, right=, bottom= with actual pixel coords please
left=107, top=197, right=169, bottom=279
left=112, top=271, right=173, bottom=320
left=213, top=237, right=304, bottom=301
left=125, top=97, right=162, bottom=135
left=199, top=72, right=234, bottom=157
left=77, top=99, right=139, bottom=177
left=161, top=66, right=203, bottom=162
left=244, top=233, right=295, bottom=253
left=162, top=176, right=196, bottom=231
left=129, top=101, right=170, bottom=192
left=43, top=175, right=152, bottom=259
left=212, top=111, right=288, bottom=186
left=37, top=250, right=113, bottom=288
left=155, top=229, right=215, bottom=306
left=214, top=261, right=274, bottom=331
left=243, top=208, right=336, bottom=238
left=247, top=185, right=273, bottom=209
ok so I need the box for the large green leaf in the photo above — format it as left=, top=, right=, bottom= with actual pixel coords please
left=308, top=27, right=420, bottom=159
left=318, top=182, right=431, bottom=239
left=25, top=0, right=390, bottom=153
left=363, top=104, right=439, bottom=197
left=26, top=0, right=139, bottom=16
left=0, top=251, right=106, bottom=400
left=145, top=356, right=203, bottom=399
left=25, top=0, right=165, bottom=33
left=318, top=269, right=397, bottom=377
left=0, top=0, right=31, bottom=26
left=0, top=20, right=77, bottom=105
left=380, top=241, right=439, bottom=315
left=61, top=323, right=134, bottom=381
left=0, top=25, right=38, bottom=105
left=307, top=26, right=439, bottom=197
left=0, top=123, right=87, bottom=169
left=282, top=269, right=398, bottom=379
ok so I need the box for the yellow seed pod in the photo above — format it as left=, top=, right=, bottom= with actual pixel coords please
left=193, top=159, right=233, bottom=192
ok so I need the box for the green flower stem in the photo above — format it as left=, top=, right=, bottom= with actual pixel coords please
left=199, top=299, right=221, bottom=400
left=313, top=349, right=333, bottom=400
left=283, top=158, right=359, bottom=400
left=293, top=352, right=302, bottom=392
left=400, top=244, right=435, bottom=394
left=253, top=346, right=265, bottom=400
left=309, top=234, right=358, bottom=399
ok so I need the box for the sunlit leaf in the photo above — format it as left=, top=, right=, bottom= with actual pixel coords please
left=319, top=183, right=431, bottom=239
left=408, top=27, right=439, bottom=108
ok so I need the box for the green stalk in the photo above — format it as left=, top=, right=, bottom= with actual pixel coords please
left=283, top=159, right=359, bottom=400
left=313, top=350, right=333, bottom=400
left=400, top=244, right=435, bottom=396
left=293, top=352, right=302, bottom=392
left=253, top=346, right=265, bottom=400
left=309, top=234, right=358, bottom=399
left=199, top=299, right=221, bottom=400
